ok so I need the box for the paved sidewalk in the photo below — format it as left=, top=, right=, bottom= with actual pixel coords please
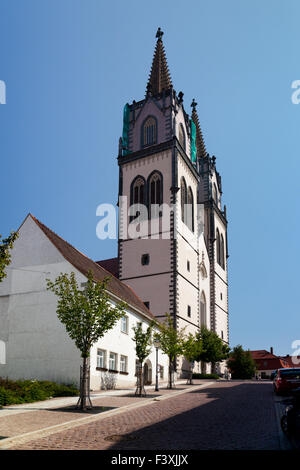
left=0, top=380, right=212, bottom=448
left=0, top=381, right=187, bottom=418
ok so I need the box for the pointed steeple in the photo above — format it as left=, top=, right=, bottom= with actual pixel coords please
left=146, top=28, right=173, bottom=96
left=191, top=98, right=207, bottom=158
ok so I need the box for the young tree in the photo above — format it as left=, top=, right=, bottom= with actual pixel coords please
left=0, top=232, right=18, bottom=283
left=155, top=314, right=186, bottom=389
left=227, top=345, right=256, bottom=379
left=132, top=322, right=153, bottom=396
left=47, top=270, right=126, bottom=410
left=182, top=333, right=203, bottom=384
left=196, top=326, right=230, bottom=373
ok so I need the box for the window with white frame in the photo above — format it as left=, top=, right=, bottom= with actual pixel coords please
left=97, top=349, right=106, bottom=369
left=121, top=316, right=128, bottom=334
left=109, top=352, right=117, bottom=371
left=120, top=355, right=128, bottom=373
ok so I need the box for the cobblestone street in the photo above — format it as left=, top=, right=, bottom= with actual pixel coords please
left=8, top=381, right=282, bottom=450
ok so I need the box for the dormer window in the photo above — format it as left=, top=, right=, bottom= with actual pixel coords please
left=143, top=116, right=157, bottom=147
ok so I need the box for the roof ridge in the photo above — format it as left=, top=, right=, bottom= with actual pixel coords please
left=28, top=214, right=156, bottom=320
left=30, top=214, right=97, bottom=265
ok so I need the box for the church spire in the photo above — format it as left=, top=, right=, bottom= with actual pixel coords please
left=191, top=98, right=207, bottom=159
left=146, top=28, right=173, bottom=96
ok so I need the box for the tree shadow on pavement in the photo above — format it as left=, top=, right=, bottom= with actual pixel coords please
left=106, top=382, right=280, bottom=451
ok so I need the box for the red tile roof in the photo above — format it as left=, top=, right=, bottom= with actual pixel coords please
left=96, top=258, right=119, bottom=278
left=254, top=357, right=289, bottom=371
left=250, top=350, right=277, bottom=360
left=29, top=214, right=154, bottom=321
left=279, top=356, right=300, bottom=368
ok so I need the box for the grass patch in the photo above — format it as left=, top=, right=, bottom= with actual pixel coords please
left=0, top=377, right=79, bottom=406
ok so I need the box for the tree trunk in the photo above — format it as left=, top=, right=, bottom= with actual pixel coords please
left=77, top=356, right=92, bottom=410
left=168, top=358, right=173, bottom=389
left=138, top=361, right=143, bottom=396
left=189, top=365, right=193, bottom=385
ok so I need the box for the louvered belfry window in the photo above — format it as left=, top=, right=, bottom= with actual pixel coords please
left=133, top=177, right=145, bottom=205
left=150, top=172, right=162, bottom=205
left=143, top=117, right=157, bottom=146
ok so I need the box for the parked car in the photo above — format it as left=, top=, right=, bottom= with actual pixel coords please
left=281, top=388, right=300, bottom=436
left=273, top=368, right=300, bottom=395
left=270, top=370, right=278, bottom=381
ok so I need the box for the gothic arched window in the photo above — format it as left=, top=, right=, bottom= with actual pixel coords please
left=220, top=234, right=225, bottom=269
left=180, top=177, right=187, bottom=223
left=200, top=291, right=206, bottom=327
left=131, top=176, right=145, bottom=205
left=149, top=172, right=162, bottom=205
left=178, top=124, right=186, bottom=150
left=213, top=183, right=218, bottom=206
left=148, top=171, right=163, bottom=218
left=216, top=228, right=221, bottom=265
left=143, top=116, right=157, bottom=147
left=187, top=187, right=194, bottom=232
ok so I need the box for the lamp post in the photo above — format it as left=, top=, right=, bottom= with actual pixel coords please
left=153, top=338, right=160, bottom=392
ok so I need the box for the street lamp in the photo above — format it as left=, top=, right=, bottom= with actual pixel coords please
left=153, top=338, right=161, bottom=392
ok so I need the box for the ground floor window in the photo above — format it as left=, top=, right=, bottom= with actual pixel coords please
left=97, top=349, right=106, bottom=368
left=159, top=365, right=164, bottom=379
left=120, top=355, right=128, bottom=373
left=109, top=352, right=117, bottom=371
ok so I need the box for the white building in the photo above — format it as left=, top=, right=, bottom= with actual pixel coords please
left=0, top=214, right=169, bottom=389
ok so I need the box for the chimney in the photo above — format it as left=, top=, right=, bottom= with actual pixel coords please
left=270, top=347, right=274, bottom=355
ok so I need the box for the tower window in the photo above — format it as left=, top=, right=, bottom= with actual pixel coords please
left=187, top=187, right=194, bottom=232
left=216, top=229, right=225, bottom=270
left=216, top=229, right=221, bottom=266
left=132, top=177, right=145, bottom=205
left=213, top=183, right=218, bottom=206
left=141, top=254, right=150, bottom=265
left=178, top=123, right=186, bottom=150
left=200, top=291, right=206, bottom=326
left=148, top=171, right=163, bottom=217
left=220, top=234, right=225, bottom=269
left=180, top=177, right=187, bottom=223
left=187, top=260, right=190, bottom=272
left=143, top=116, right=157, bottom=147
left=187, top=305, right=191, bottom=318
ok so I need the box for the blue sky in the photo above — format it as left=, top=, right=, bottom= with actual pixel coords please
left=1, top=0, right=299, bottom=355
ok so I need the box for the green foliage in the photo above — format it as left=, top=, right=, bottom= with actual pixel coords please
left=47, top=270, right=126, bottom=358
left=227, top=345, right=256, bottom=379
left=192, top=373, right=220, bottom=380
left=196, top=326, right=230, bottom=364
left=0, top=231, right=18, bottom=283
left=182, top=333, right=203, bottom=363
left=132, top=322, right=153, bottom=364
left=0, top=378, right=78, bottom=406
left=154, top=314, right=186, bottom=362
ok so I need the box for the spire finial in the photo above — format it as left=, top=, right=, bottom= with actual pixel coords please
left=156, top=27, right=164, bottom=41
left=191, top=98, right=198, bottom=110
left=146, top=28, right=172, bottom=96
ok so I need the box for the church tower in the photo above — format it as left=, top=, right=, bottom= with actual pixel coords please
left=117, top=29, right=229, bottom=372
